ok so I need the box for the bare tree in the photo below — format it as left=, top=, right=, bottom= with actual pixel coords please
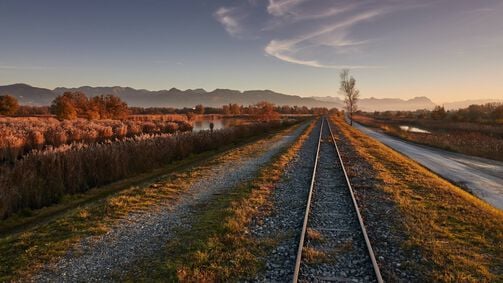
left=339, top=69, right=359, bottom=125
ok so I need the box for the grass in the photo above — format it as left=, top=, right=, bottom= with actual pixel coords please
left=302, top=240, right=353, bottom=265
left=303, top=233, right=352, bottom=266
left=302, top=247, right=327, bottom=264
left=306, top=228, right=324, bottom=242
left=353, top=114, right=503, bottom=161
left=125, top=119, right=317, bottom=281
left=331, top=115, right=503, bottom=282
left=0, top=120, right=307, bottom=281
left=0, top=149, right=228, bottom=236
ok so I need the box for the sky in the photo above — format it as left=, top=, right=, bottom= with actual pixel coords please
left=0, top=0, right=502, bottom=103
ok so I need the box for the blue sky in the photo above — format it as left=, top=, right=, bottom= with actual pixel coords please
left=1, top=0, right=502, bottom=103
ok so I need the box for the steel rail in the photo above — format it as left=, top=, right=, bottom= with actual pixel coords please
left=326, top=117, right=384, bottom=283
left=292, top=118, right=323, bottom=283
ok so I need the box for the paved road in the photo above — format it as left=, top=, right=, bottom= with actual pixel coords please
left=353, top=122, right=503, bottom=210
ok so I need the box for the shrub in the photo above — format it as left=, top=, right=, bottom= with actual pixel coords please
left=0, top=95, right=19, bottom=116
left=90, top=95, right=129, bottom=120
left=0, top=117, right=193, bottom=163
left=0, top=120, right=299, bottom=218
left=100, top=126, right=114, bottom=139
left=51, top=93, right=80, bottom=120
left=29, top=131, right=45, bottom=150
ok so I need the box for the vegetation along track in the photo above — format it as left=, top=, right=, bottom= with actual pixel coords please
left=293, top=117, right=383, bottom=283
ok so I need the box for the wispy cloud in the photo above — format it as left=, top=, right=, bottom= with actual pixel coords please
left=264, top=40, right=380, bottom=69
left=215, top=0, right=429, bottom=69
left=465, top=7, right=495, bottom=14
left=266, top=0, right=357, bottom=21
left=267, top=0, right=306, bottom=16
left=214, top=7, right=243, bottom=37
left=264, top=9, right=388, bottom=68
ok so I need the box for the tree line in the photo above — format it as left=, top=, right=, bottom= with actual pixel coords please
left=129, top=103, right=333, bottom=115
left=1, top=93, right=336, bottom=119
left=0, top=92, right=129, bottom=120
left=370, top=103, right=503, bottom=124
left=51, top=92, right=129, bottom=120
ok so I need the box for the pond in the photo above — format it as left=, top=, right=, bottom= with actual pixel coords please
left=192, top=119, right=248, bottom=132
left=399, top=125, right=431, bottom=134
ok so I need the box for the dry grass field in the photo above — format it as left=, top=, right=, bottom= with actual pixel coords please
left=331, top=115, right=503, bottom=282
left=0, top=116, right=192, bottom=163
left=353, top=114, right=503, bottom=161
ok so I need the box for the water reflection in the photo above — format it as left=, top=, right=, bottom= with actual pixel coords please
left=399, top=125, right=430, bottom=134
left=192, top=119, right=247, bottom=132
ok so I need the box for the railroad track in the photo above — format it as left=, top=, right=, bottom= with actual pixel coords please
left=292, top=117, right=383, bottom=283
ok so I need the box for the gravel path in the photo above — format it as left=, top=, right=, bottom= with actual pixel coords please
left=32, top=123, right=308, bottom=282
left=250, top=120, right=321, bottom=282
left=298, top=120, right=375, bottom=282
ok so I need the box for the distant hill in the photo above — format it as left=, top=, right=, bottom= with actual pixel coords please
left=3, top=83, right=487, bottom=111
left=443, top=99, right=503, bottom=110
left=311, top=96, right=436, bottom=111
left=1, top=83, right=335, bottom=108
left=0, top=83, right=55, bottom=105
left=53, top=86, right=334, bottom=108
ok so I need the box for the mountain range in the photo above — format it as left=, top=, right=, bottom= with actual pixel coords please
left=0, top=83, right=500, bottom=111
left=311, top=96, right=438, bottom=112
left=442, top=99, right=503, bottom=110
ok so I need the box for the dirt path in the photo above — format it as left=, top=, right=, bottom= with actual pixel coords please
left=32, top=123, right=308, bottom=282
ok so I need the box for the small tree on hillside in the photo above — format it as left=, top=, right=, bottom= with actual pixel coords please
left=0, top=95, right=19, bottom=116
left=339, top=69, right=359, bottom=125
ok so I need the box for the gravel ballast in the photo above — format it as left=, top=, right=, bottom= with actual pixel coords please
left=298, top=120, right=375, bottom=282
left=250, top=119, right=321, bottom=282
left=329, top=118, right=426, bottom=281
left=251, top=118, right=419, bottom=282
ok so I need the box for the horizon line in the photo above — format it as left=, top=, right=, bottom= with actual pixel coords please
left=1, top=82, right=502, bottom=104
